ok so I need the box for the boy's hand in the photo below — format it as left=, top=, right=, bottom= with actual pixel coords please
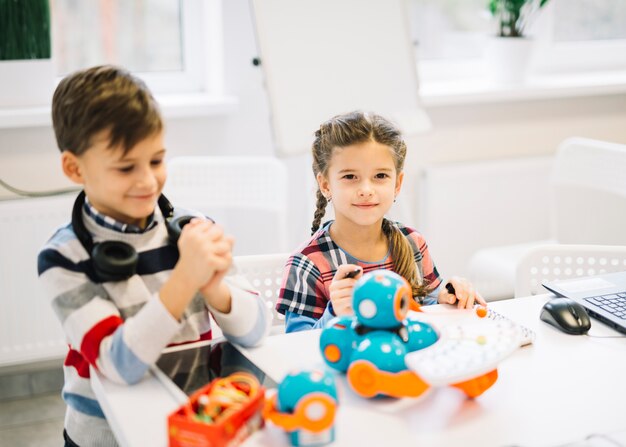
left=199, top=235, right=235, bottom=313
left=176, top=218, right=232, bottom=290
left=162, top=219, right=233, bottom=320
left=328, top=264, right=362, bottom=316
left=438, top=276, right=487, bottom=309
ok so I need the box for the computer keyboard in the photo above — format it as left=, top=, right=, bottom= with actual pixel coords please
left=584, top=292, right=626, bottom=318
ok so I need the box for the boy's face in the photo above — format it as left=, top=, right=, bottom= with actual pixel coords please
left=62, top=130, right=167, bottom=228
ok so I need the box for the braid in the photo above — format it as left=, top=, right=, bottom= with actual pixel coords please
left=311, top=189, right=328, bottom=235
left=382, top=218, right=428, bottom=301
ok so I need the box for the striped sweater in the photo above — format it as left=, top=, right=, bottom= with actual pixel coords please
left=37, top=206, right=270, bottom=446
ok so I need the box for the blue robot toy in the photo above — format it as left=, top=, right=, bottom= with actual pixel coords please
left=320, top=270, right=438, bottom=398
left=264, top=369, right=338, bottom=446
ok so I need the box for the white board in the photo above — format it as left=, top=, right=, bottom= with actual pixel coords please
left=252, top=0, right=430, bottom=156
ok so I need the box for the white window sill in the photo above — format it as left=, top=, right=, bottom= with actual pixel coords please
left=0, top=93, right=238, bottom=129
left=420, top=69, right=626, bottom=107
left=3, top=71, right=624, bottom=128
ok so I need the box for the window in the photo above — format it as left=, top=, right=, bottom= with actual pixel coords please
left=552, top=0, right=626, bottom=42
left=408, top=0, right=491, bottom=61
left=50, top=0, right=222, bottom=95
left=534, top=0, right=626, bottom=72
left=408, top=0, right=626, bottom=82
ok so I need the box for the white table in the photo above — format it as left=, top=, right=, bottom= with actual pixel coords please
left=92, top=294, right=626, bottom=447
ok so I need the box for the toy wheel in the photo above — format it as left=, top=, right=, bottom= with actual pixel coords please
left=295, top=393, right=337, bottom=433
left=347, top=360, right=380, bottom=398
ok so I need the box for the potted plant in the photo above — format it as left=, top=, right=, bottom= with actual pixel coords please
left=489, top=0, right=550, bottom=37
left=485, top=0, right=551, bottom=84
left=0, top=0, right=55, bottom=108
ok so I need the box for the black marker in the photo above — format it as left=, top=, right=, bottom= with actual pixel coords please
left=445, top=283, right=456, bottom=296
left=344, top=268, right=361, bottom=279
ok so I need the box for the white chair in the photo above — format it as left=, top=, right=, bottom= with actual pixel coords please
left=469, top=137, right=626, bottom=301
left=515, top=244, right=626, bottom=298
left=209, top=253, right=290, bottom=339
left=164, top=156, right=289, bottom=255
left=552, top=138, right=626, bottom=245
left=234, top=253, right=289, bottom=333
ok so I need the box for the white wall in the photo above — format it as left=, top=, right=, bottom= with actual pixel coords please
left=1, top=0, right=625, bottom=266
left=407, top=94, right=626, bottom=277
left=409, top=94, right=626, bottom=166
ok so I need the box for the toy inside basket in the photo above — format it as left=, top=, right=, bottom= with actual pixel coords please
left=168, top=372, right=266, bottom=447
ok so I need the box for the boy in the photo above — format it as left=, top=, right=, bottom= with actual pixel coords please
left=37, top=65, right=269, bottom=446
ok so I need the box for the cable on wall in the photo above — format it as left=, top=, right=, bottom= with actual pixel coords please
left=0, top=177, right=80, bottom=199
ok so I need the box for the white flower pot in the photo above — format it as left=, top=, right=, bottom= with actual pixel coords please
left=0, top=59, right=55, bottom=108
left=484, top=37, right=535, bottom=85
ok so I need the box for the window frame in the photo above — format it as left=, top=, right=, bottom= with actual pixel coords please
left=0, top=0, right=230, bottom=128
left=531, top=1, right=626, bottom=74
left=416, top=0, right=626, bottom=86
left=121, top=0, right=224, bottom=96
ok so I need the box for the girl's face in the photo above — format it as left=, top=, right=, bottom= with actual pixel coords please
left=317, top=140, right=404, bottom=229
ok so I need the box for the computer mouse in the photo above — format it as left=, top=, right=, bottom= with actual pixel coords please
left=540, top=297, right=591, bottom=335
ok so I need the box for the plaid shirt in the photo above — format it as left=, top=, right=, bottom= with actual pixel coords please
left=277, top=220, right=441, bottom=319
left=84, top=197, right=157, bottom=233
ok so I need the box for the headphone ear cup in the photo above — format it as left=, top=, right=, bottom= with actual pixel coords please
left=92, top=241, right=138, bottom=282
left=166, top=215, right=194, bottom=244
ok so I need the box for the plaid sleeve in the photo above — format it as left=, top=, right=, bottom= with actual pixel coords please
left=276, top=253, right=328, bottom=319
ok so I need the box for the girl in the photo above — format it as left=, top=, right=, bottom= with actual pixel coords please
left=276, top=111, right=485, bottom=333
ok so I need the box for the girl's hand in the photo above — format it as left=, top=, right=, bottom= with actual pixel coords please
left=438, top=276, right=487, bottom=309
left=328, top=264, right=363, bottom=316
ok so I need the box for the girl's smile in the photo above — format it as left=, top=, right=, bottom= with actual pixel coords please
left=353, top=202, right=379, bottom=208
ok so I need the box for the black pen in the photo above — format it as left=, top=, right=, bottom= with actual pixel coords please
left=344, top=268, right=361, bottom=279
left=445, top=283, right=456, bottom=296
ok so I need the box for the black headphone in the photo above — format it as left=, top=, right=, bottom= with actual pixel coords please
left=72, top=190, right=195, bottom=282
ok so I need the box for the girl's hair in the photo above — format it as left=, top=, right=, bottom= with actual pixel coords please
left=311, top=111, right=428, bottom=299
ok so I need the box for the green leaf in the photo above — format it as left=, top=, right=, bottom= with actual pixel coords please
left=488, top=0, right=548, bottom=37
left=488, top=0, right=498, bottom=16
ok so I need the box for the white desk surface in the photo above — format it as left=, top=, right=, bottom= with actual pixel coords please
left=92, top=294, right=626, bottom=447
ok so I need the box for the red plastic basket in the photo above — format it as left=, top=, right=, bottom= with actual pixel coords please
left=168, top=376, right=265, bottom=447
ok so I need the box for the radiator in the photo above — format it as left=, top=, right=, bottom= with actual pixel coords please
left=417, top=156, right=554, bottom=280
left=0, top=194, right=76, bottom=367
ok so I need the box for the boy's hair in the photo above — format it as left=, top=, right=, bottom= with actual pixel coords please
left=311, top=110, right=428, bottom=299
left=52, top=65, right=162, bottom=156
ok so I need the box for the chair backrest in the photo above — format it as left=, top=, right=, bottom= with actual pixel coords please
left=164, top=156, right=289, bottom=255
left=552, top=138, right=626, bottom=245
left=515, top=244, right=626, bottom=298
left=233, top=253, right=290, bottom=331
